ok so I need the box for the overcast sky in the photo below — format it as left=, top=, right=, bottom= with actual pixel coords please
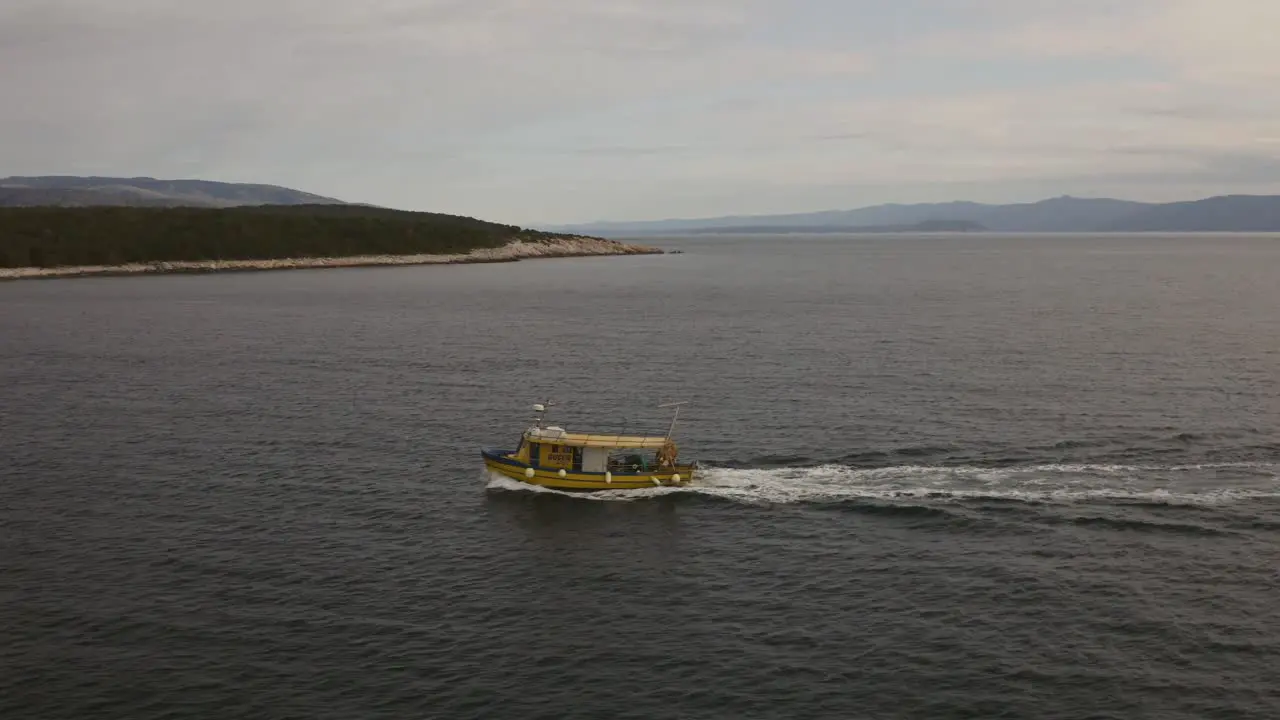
left=3, top=0, right=1279, bottom=225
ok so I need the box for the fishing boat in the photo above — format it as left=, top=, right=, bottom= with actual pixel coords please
left=481, top=401, right=697, bottom=491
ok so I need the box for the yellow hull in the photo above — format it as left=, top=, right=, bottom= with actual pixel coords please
left=483, top=455, right=694, bottom=491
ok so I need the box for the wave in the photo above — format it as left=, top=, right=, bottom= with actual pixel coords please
left=484, top=462, right=1280, bottom=507
left=1056, top=514, right=1239, bottom=537
left=710, top=440, right=1280, bottom=472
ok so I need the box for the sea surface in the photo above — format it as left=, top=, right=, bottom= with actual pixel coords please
left=4, top=232, right=1280, bottom=719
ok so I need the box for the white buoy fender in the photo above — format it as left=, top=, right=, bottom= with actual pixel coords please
left=651, top=477, right=661, bottom=486
left=558, top=469, right=567, bottom=478
left=524, top=467, right=535, bottom=478
left=671, top=474, right=681, bottom=483
left=605, top=472, right=612, bottom=483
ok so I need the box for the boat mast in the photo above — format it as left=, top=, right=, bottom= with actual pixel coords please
left=658, top=401, right=687, bottom=441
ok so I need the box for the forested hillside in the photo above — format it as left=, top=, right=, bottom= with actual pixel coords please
left=0, top=204, right=564, bottom=268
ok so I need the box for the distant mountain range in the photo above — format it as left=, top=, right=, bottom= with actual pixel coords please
left=547, top=194, right=1280, bottom=235
left=682, top=219, right=988, bottom=234
left=8, top=178, right=1280, bottom=233
left=0, top=176, right=348, bottom=208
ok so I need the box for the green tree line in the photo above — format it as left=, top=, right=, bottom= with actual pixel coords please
left=0, top=205, right=566, bottom=268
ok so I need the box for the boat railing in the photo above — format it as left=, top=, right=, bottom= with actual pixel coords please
left=554, top=420, right=671, bottom=442
left=527, top=402, right=687, bottom=443
left=605, top=460, right=696, bottom=474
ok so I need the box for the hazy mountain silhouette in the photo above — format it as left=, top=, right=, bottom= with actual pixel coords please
left=0, top=176, right=347, bottom=207
left=549, top=194, right=1280, bottom=234
left=1100, top=195, right=1280, bottom=232
left=10, top=178, right=1280, bottom=232
left=682, top=219, right=987, bottom=234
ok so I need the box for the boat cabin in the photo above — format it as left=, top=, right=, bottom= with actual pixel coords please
left=513, top=425, right=679, bottom=474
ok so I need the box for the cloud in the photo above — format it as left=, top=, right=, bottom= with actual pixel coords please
left=1, top=0, right=1277, bottom=223
left=914, top=0, right=1280, bottom=86
left=0, top=1, right=867, bottom=187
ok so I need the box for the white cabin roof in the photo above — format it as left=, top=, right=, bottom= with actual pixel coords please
left=525, top=426, right=669, bottom=449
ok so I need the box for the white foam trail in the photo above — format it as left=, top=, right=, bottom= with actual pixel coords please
left=484, top=463, right=1280, bottom=505
left=483, top=472, right=688, bottom=501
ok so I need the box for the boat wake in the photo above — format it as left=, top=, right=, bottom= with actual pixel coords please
left=485, top=462, right=1280, bottom=506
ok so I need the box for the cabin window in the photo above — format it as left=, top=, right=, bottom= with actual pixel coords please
left=544, top=444, right=575, bottom=469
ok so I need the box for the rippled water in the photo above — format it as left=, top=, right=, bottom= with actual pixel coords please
left=4, top=233, right=1280, bottom=719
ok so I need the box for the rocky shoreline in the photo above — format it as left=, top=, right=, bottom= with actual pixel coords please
left=0, top=235, right=663, bottom=280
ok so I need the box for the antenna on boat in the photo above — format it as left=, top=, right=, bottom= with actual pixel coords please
left=531, top=400, right=555, bottom=428
left=658, top=401, right=687, bottom=440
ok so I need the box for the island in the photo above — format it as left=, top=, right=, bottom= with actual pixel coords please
left=0, top=204, right=663, bottom=280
